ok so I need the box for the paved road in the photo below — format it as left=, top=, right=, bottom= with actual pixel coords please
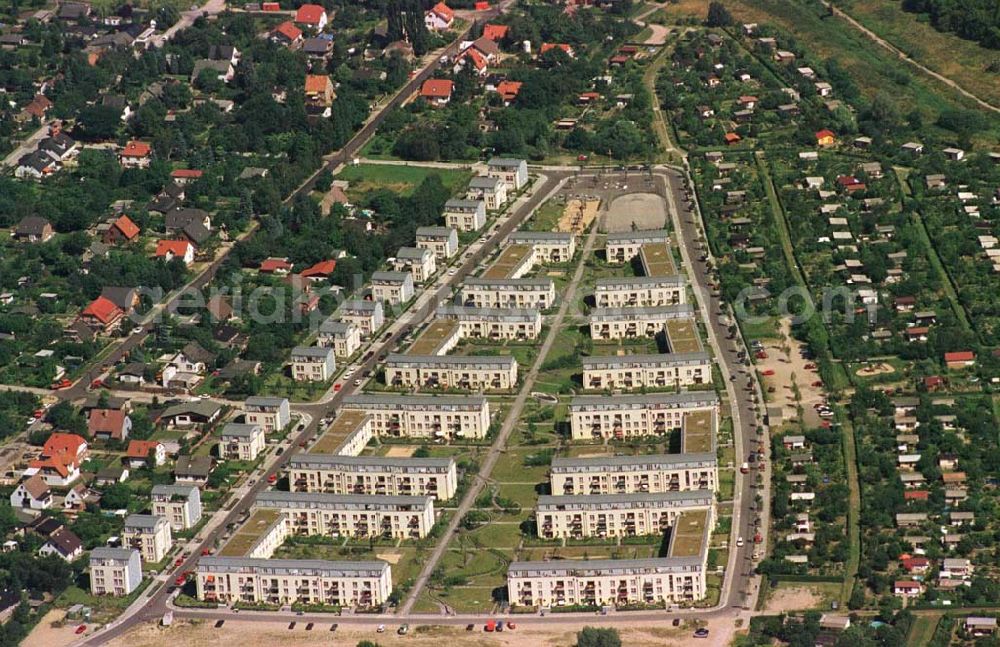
left=1, top=120, right=52, bottom=168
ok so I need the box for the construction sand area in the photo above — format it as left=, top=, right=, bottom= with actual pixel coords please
left=385, top=446, right=417, bottom=457
left=603, top=192, right=667, bottom=232
left=557, top=198, right=600, bottom=234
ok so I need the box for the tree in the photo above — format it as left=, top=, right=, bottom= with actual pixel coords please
left=100, top=483, right=131, bottom=510
left=706, top=1, right=733, bottom=27
left=73, top=105, right=121, bottom=141
left=577, top=627, right=621, bottom=647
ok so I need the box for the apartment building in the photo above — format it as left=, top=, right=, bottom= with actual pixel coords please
left=317, top=319, right=362, bottom=358
left=461, top=277, right=556, bottom=309
left=589, top=305, right=695, bottom=340
left=466, top=175, right=507, bottom=210
left=393, top=247, right=437, bottom=283
left=536, top=490, right=714, bottom=539
left=436, top=305, right=542, bottom=340
left=371, top=271, right=414, bottom=305
left=196, top=557, right=392, bottom=608
left=291, top=346, right=336, bottom=382
left=406, top=319, right=461, bottom=356
left=244, top=396, right=291, bottom=433
left=483, top=244, right=535, bottom=280
left=336, top=299, right=385, bottom=337
left=550, top=453, right=718, bottom=495
left=151, top=483, right=203, bottom=531
left=442, top=199, right=486, bottom=232
left=594, top=276, right=686, bottom=308
left=384, top=354, right=518, bottom=391
left=341, top=394, right=491, bottom=440
left=289, top=455, right=458, bottom=500
left=486, top=157, right=529, bottom=191
left=254, top=491, right=436, bottom=539
left=220, top=422, right=266, bottom=461
left=569, top=392, right=718, bottom=440
left=581, top=352, right=712, bottom=390
left=89, top=547, right=142, bottom=596
left=123, top=514, right=172, bottom=562
left=415, top=226, right=459, bottom=259
left=606, top=230, right=670, bottom=263
left=507, top=231, right=575, bottom=263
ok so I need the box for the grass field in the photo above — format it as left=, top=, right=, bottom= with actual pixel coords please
left=906, top=614, right=942, bottom=646
left=337, top=164, right=472, bottom=201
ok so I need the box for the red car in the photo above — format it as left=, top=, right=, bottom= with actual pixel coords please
left=175, top=558, right=184, bottom=567
left=51, top=378, right=72, bottom=389
left=175, top=575, right=186, bottom=586
left=201, top=548, right=211, bottom=556
left=812, top=381, right=823, bottom=387
left=268, top=474, right=278, bottom=484
left=761, top=369, right=775, bottom=376
left=75, top=625, right=87, bottom=635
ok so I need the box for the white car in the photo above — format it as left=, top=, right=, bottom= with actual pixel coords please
left=736, top=536, right=744, bottom=548
left=448, top=269, right=458, bottom=275
left=376, top=624, right=386, bottom=633
left=131, top=326, right=143, bottom=334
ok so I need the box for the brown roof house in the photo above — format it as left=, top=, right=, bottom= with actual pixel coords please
left=87, top=408, right=132, bottom=442
left=13, top=216, right=54, bottom=243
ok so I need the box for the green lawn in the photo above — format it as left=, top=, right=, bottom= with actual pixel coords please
left=337, top=164, right=472, bottom=201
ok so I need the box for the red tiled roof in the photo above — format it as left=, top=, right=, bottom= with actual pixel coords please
left=126, top=440, right=162, bottom=459
left=274, top=21, right=303, bottom=41
left=304, top=74, right=330, bottom=94
left=901, top=557, right=929, bottom=570
left=156, top=239, right=192, bottom=258
left=815, top=129, right=835, bottom=140
left=420, top=79, right=454, bottom=99
left=260, top=257, right=293, bottom=273
left=482, top=24, right=509, bottom=41
left=112, top=214, right=140, bottom=240
left=905, top=327, right=930, bottom=336
left=43, top=433, right=87, bottom=459
left=300, top=259, right=336, bottom=277
left=924, top=375, right=944, bottom=387
left=894, top=581, right=921, bottom=589
left=904, top=490, right=929, bottom=500
left=724, top=133, right=741, bottom=143
left=171, top=169, right=203, bottom=179
left=497, top=80, right=522, bottom=100
left=121, top=140, right=151, bottom=157
left=82, top=296, right=124, bottom=325
left=429, top=2, right=454, bottom=21
left=944, top=351, right=975, bottom=362
left=88, top=409, right=128, bottom=439
left=460, top=47, right=487, bottom=71
left=540, top=43, right=573, bottom=56
left=295, top=3, right=326, bottom=24
left=738, top=95, right=758, bottom=103
left=24, top=94, right=53, bottom=119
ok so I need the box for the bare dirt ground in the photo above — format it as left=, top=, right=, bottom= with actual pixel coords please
left=24, top=609, right=85, bottom=647
left=856, top=362, right=895, bottom=377
left=603, top=193, right=666, bottom=232
left=106, top=615, right=740, bottom=647
left=385, top=446, right=416, bottom=457
left=376, top=551, right=403, bottom=564
left=643, top=23, right=670, bottom=45
left=557, top=199, right=600, bottom=234
left=762, top=586, right=823, bottom=614
left=755, top=318, right=825, bottom=427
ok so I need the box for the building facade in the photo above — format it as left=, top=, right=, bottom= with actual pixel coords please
left=220, top=423, right=266, bottom=461
left=244, top=396, right=291, bottom=433
left=550, top=454, right=718, bottom=495
left=254, top=491, right=436, bottom=540
left=89, top=547, right=142, bottom=596
left=436, top=305, right=542, bottom=340
left=589, top=305, right=695, bottom=340
left=594, top=276, right=686, bottom=308
left=581, top=352, right=712, bottom=390
left=461, top=278, right=556, bottom=309
left=123, top=514, right=172, bottom=562
left=151, top=484, right=203, bottom=531
left=536, top=491, right=714, bottom=539
left=569, top=393, right=717, bottom=440
left=289, top=455, right=458, bottom=500
left=384, top=354, right=518, bottom=391
left=415, top=226, right=459, bottom=259
left=341, top=394, right=491, bottom=440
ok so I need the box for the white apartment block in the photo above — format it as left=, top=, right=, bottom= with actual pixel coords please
left=196, top=557, right=392, bottom=608
left=594, top=276, right=686, bottom=308
left=220, top=422, right=266, bottom=461
left=385, top=354, right=518, bottom=391
left=371, top=271, right=414, bottom=305
left=341, top=394, right=491, bottom=440
left=487, top=157, right=529, bottom=191
left=589, top=305, right=695, bottom=340
left=336, top=299, right=385, bottom=337
left=443, top=200, right=486, bottom=232
left=291, top=346, right=336, bottom=382
left=254, top=491, right=436, bottom=540
left=461, top=277, right=556, bottom=309
left=551, top=453, right=718, bottom=495
left=467, top=175, right=508, bottom=210
left=317, top=319, right=362, bottom=358
left=536, top=490, right=714, bottom=539
left=507, top=231, right=576, bottom=263
left=151, top=484, right=203, bottom=531
left=582, top=352, right=712, bottom=390
left=90, top=547, right=142, bottom=596
left=244, top=396, right=291, bottom=433
left=394, top=247, right=437, bottom=283
left=436, top=305, right=542, bottom=340
left=123, top=514, right=173, bottom=563
left=606, top=230, right=670, bottom=263
left=289, top=455, right=458, bottom=500
left=308, top=411, right=373, bottom=456
left=569, top=392, right=717, bottom=440
left=508, top=555, right=706, bottom=608
left=415, top=226, right=459, bottom=259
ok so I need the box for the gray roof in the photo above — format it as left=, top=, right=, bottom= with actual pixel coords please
left=151, top=484, right=198, bottom=498
left=90, top=547, right=139, bottom=561
left=291, top=346, right=334, bottom=359
left=581, top=352, right=710, bottom=368
left=537, top=490, right=713, bottom=509
left=595, top=275, right=686, bottom=288
left=463, top=277, right=554, bottom=288
left=371, top=271, right=411, bottom=283
left=509, top=556, right=703, bottom=576
left=338, top=299, right=381, bottom=313
left=161, top=400, right=222, bottom=419
left=385, top=353, right=516, bottom=367
left=606, top=230, right=670, bottom=243
left=589, top=304, right=695, bottom=321
left=198, top=556, right=389, bottom=576
left=436, top=305, right=539, bottom=321
left=15, top=216, right=51, bottom=236
left=570, top=392, right=718, bottom=409
left=551, top=453, right=716, bottom=472
left=318, top=318, right=356, bottom=335
left=245, top=396, right=288, bottom=408
left=416, top=226, right=458, bottom=238
left=396, top=246, right=432, bottom=260
left=289, top=454, right=455, bottom=470
left=255, top=491, right=432, bottom=509
left=508, top=231, right=573, bottom=243
left=342, top=393, right=488, bottom=409
left=221, top=423, right=262, bottom=438
left=469, top=175, right=503, bottom=189
left=124, top=514, right=166, bottom=530
left=442, top=200, right=484, bottom=212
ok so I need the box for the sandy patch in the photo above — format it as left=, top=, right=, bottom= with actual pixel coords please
left=575, top=452, right=612, bottom=458
left=546, top=271, right=566, bottom=277
left=756, top=318, right=825, bottom=427
left=385, top=446, right=416, bottom=458
left=643, top=23, right=670, bottom=45
left=856, top=362, right=895, bottom=377
left=603, top=193, right=666, bottom=232
left=762, top=586, right=823, bottom=614
left=557, top=199, right=600, bottom=234
left=376, top=552, right=402, bottom=564
left=23, top=609, right=87, bottom=647
left=106, top=614, right=740, bottom=647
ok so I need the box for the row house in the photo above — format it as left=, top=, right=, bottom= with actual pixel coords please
left=536, top=491, right=714, bottom=540
left=569, top=392, right=718, bottom=440
left=254, top=491, right=435, bottom=540
left=341, top=394, right=491, bottom=440
left=435, top=305, right=542, bottom=340
left=289, top=455, right=458, bottom=500
left=589, top=305, right=695, bottom=340
left=550, top=453, right=717, bottom=495
left=461, top=277, right=556, bottom=309
left=594, top=276, right=686, bottom=308
left=582, top=352, right=711, bottom=390
left=384, top=354, right=518, bottom=391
